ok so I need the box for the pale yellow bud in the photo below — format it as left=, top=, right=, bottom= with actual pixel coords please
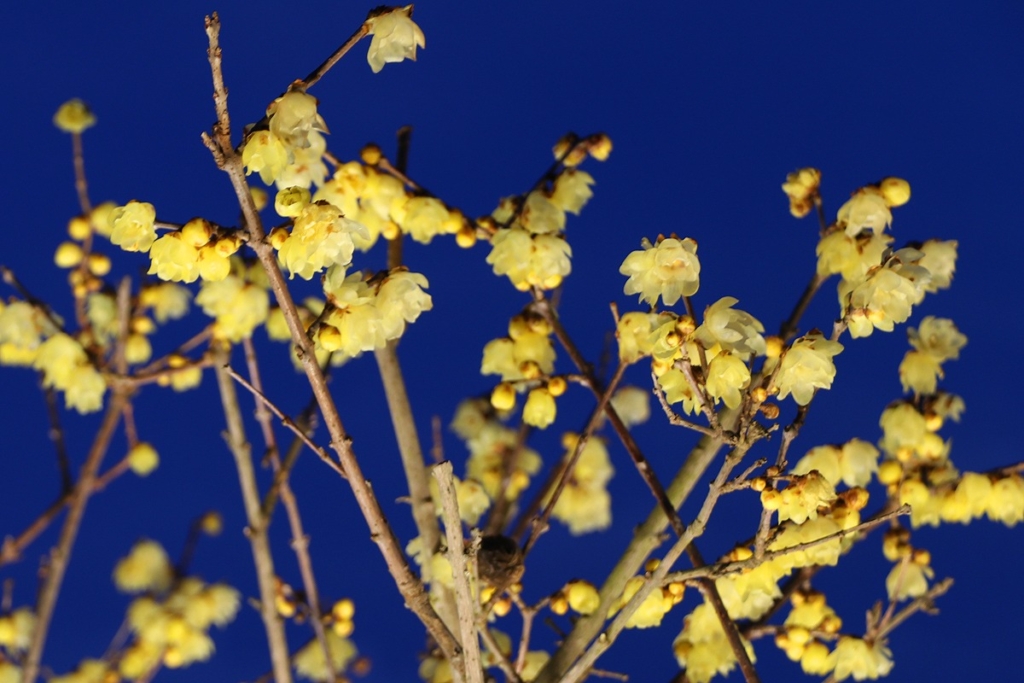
left=332, top=618, right=355, bottom=638
left=87, top=253, right=112, bottom=276
left=566, top=581, right=600, bottom=615
left=68, top=215, right=92, bottom=240
left=318, top=324, right=343, bottom=352
left=250, top=186, right=269, bottom=212
left=360, top=144, right=383, bottom=165
left=587, top=133, right=612, bottom=161
left=877, top=460, right=903, bottom=486
left=765, top=336, right=784, bottom=359
left=181, top=218, right=214, bottom=248
left=200, top=511, right=223, bottom=536
left=268, top=227, right=290, bottom=250
left=492, top=597, right=512, bottom=617
left=490, top=382, right=517, bottom=411
left=54, top=242, right=84, bottom=268
left=550, top=594, right=568, bottom=615
left=879, top=177, right=911, bottom=207
left=128, top=442, right=159, bottom=476
left=547, top=376, right=568, bottom=397
left=332, top=598, right=355, bottom=621
left=455, top=224, right=477, bottom=248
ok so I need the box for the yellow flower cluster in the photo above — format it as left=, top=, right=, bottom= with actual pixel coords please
left=761, top=471, right=837, bottom=524
left=791, top=439, right=880, bottom=489
left=899, top=316, right=967, bottom=395
left=148, top=218, right=242, bottom=283
left=827, top=636, right=893, bottom=681
left=673, top=600, right=756, bottom=683
left=461, top=419, right=541, bottom=503
left=779, top=590, right=842, bottom=675
left=242, top=89, right=329, bottom=189
left=293, top=631, right=358, bottom=682
left=0, top=300, right=59, bottom=366
left=781, top=167, right=821, bottom=218
left=195, top=260, right=270, bottom=342
left=314, top=266, right=432, bottom=359
left=551, top=434, right=615, bottom=534
left=49, top=659, right=112, bottom=683
left=610, top=575, right=678, bottom=629
left=34, top=332, right=106, bottom=413
left=106, top=540, right=241, bottom=678
left=0, top=607, right=36, bottom=652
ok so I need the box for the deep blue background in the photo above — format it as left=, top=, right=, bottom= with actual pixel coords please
left=2, top=2, right=1022, bottom=681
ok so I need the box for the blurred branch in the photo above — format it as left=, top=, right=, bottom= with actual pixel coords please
left=214, top=349, right=293, bottom=683
left=243, top=338, right=335, bottom=680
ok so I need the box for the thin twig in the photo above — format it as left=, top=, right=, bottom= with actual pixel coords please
left=213, top=350, right=293, bottom=683
left=243, top=338, right=336, bottom=680
left=301, top=24, right=370, bottom=89
left=43, top=387, right=73, bottom=494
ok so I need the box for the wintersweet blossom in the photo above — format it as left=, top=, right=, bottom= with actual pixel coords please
left=616, top=311, right=659, bottom=364
left=610, top=576, right=673, bottom=629
left=0, top=607, right=36, bottom=651
left=773, top=333, right=843, bottom=406
left=321, top=271, right=386, bottom=357
left=294, top=632, right=357, bottom=681
left=465, top=422, right=542, bottom=500
left=267, top=90, right=326, bottom=148
left=918, top=239, right=957, bottom=291
left=520, top=191, right=566, bottom=234
left=140, top=282, right=191, bottom=323
left=694, top=297, right=766, bottom=359
left=487, top=227, right=573, bottom=290
left=908, top=317, right=966, bottom=361
left=551, top=168, right=595, bottom=215
left=842, top=259, right=929, bottom=338
left=196, top=275, right=270, bottom=343
left=552, top=434, right=614, bottom=533
left=391, top=196, right=449, bottom=244
left=827, top=637, right=893, bottom=681
left=620, top=237, right=701, bottom=307
left=885, top=560, right=933, bottom=601
left=148, top=232, right=200, bottom=283
left=113, top=540, right=174, bottom=594
left=365, top=5, right=425, bottom=74
left=278, top=201, right=367, bottom=279
left=609, top=385, right=650, bottom=427
left=781, top=167, right=821, bottom=218
left=674, top=602, right=756, bottom=683
left=110, top=201, right=158, bottom=252
left=792, top=439, right=879, bottom=488
left=837, top=189, right=891, bottom=237
left=705, top=352, right=750, bottom=409
left=241, top=130, right=289, bottom=185
left=523, top=387, right=556, bottom=428
left=375, top=270, right=433, bottom=339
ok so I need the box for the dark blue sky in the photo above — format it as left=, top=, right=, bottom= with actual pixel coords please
left=2, top=2, right=1022, bottom=682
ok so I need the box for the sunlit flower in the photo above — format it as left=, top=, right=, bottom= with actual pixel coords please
left=694, top=297, right=766, bottom=359
left=837, top=189, right=891, bottom=237
left=113, top=540, right=174, bottom=594
left=551, top=169, right=595, bottom=215
left=53, top=99, right=96, bottom=134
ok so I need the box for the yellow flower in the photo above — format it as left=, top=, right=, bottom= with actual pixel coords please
left=141, top=282, right=192, bottom=323
left=694, top=297, right=766, bottom=359
left=523, top=387, right=557, bottom=428
left=53, top=99, right=96, bottom=133
left=110, top=201, right=158, bottom=252
left=781, top=167, right=821, bottom=218
left=376, top=270, right=432, bottom=340
left=827, top=636, right=893, bottom=681
left=0, top=607, right=36, bottom=651
left=774, top=333, right=843, bottom=406
left=242, top=130, right=289, bottom=185
left=918, top=239, right=957, bottom=292
left=837, top=189, right=891, bottom=237
left=294, top=631, right=357, bottom=681
left=705, top=352, right=751, bottom=409
left=551, top=169, right=595, bottom=215
left=267, top=90, right=327, bottom=148
left=520, top=191, right=566, bottom=234
left=114, top=540, right=174, bottom=594
left=278, top=201, right=367, bottom=279
left=609, top=385, right=650, bottom=426
left=620, top=237, right=700, bottom=307
left=148, top=232, right=201, bottom=283
left=365, top=5, right=425, bottom=74
left=196, top=276, right=270, bottom=342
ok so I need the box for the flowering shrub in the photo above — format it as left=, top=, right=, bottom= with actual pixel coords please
left=0, top=6, right=1020, bottom=683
